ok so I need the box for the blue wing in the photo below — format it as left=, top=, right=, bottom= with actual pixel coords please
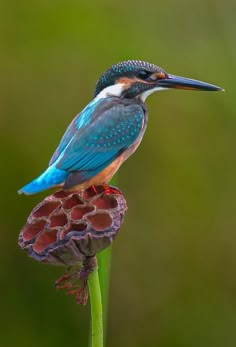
left=55, top=98, right=145, bottom=187
left=18, top=97, right=145, bottom=195
left=49, top=97, right=102, bottom=165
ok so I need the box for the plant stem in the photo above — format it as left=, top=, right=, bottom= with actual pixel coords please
left=89, top=176, right=117, bottom=347
left=97, top=247, right=112, bottom=336
left=88, top=266, right=103, bottom=347
left=97, top=176, right=117, bottom=342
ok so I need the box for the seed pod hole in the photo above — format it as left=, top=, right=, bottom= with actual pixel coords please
left=71, top=205, right=95, bottom=220
left=53, top=190, right=72, bottom=199
left=49, top=212, right=68, bottom=228
left=32, top=201, right=60, bottom=218
left=81, top=186, right=103, bottom=200
left=61, top=222, right=87, bottom=239
left=62, top=195, right=84, bottom=209
left=92, top=195, right=118, bottom=209
left=87, top=212, right=112, bottom=231
left=33, top=230, right=58, bottom=253
left=22, top=219, right=47, bottom=241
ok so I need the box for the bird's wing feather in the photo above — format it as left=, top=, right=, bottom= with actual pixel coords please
left=49, top=98, right=104, bottom=166
left=56, top=100, right=145, bottom=182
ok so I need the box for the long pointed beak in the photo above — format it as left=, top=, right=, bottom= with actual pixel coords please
left=157, top=74, right=224, bottom=91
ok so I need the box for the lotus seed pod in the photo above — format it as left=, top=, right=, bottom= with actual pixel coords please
left=19, top=185, right=127, bottom=266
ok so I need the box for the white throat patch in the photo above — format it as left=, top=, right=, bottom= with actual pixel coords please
left=140, top=87, right=167, bottom=102
left=95, top=83, right=168, bottom=102
left=96, top=83, right=125, bottom=99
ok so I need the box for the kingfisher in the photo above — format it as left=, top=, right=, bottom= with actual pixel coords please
left=18, top=60, right=223, bottom=195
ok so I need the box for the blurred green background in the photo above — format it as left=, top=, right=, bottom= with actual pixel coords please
left=1, top=0, right=236, bottom=346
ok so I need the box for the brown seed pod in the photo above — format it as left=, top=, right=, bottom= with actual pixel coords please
left=19, top=185, right=127, bottom=266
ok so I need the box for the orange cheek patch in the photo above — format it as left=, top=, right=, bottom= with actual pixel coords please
left=156, top=72, right=166, bottom=79
left=116, top=77, right=133, bottom=87
left=116, top=76, right=152, bottom=86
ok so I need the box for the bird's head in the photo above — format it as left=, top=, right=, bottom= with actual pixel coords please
left=94, top=60, right=223, bottom=101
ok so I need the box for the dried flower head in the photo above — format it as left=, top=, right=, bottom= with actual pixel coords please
left=18, top=185, right=127, bottom=304
left=19, top=185, right=127, bottom=265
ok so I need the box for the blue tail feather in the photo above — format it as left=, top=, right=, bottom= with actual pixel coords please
left=18, top=166, right=68, bottom=195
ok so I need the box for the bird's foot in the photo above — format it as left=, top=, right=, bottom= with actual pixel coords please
left=90, top=185, right=98, bottom=194
left=102, top=184, right=122, bottom=195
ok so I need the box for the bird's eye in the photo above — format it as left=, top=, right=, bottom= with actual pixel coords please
left=137, top=70, right=151, bottom=80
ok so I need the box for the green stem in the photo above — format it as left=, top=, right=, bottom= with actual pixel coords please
left=97, top=176, right=117, bottom=342
left=88, top=267, right=103, bottom=347
left=97, top=247, right=112, bottom=336
left=89, top=176, right=117, bottom=347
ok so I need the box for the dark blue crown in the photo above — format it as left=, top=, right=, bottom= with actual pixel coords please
left=94, top=60, right=164, bottom=97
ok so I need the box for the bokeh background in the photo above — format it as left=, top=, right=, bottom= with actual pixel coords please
left=1, top=0, right=236, bottom=346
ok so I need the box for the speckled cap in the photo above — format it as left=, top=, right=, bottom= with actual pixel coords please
left=94, top=60, right=166, bottom=96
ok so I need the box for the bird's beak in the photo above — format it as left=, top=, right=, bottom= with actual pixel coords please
left=157, top=74, right=224, bottom=91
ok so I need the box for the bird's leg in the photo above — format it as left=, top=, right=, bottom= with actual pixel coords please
left=103, top=184, right=122, bottom=195
left=90, top=185, right=98, bottom=194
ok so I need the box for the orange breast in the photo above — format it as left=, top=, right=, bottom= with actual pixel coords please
left=67, top=156, right=124, bottom=192
left=66, top=122, right=146, bottom=192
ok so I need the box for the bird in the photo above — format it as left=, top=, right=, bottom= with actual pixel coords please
left=18, top=60, right=223, bottom=195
